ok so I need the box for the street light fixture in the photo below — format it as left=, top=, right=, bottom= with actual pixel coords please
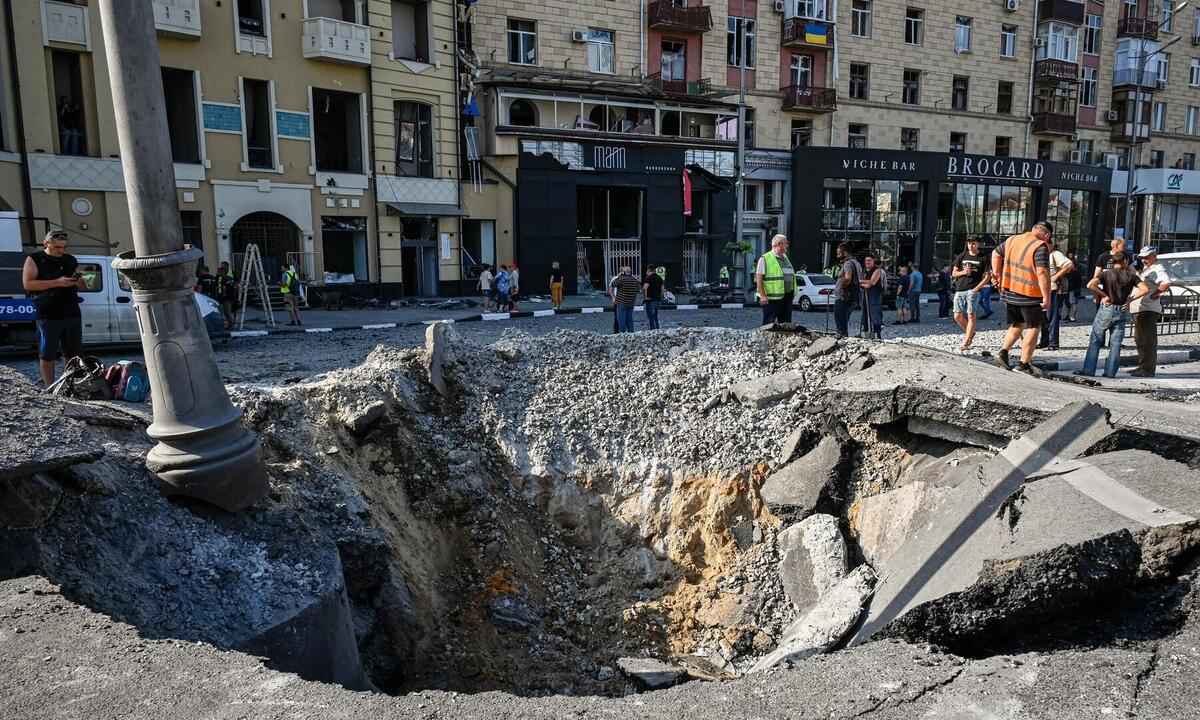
left=1123, top=2, right=1189, bottom=247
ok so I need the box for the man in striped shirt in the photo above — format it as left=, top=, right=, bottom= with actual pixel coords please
left=611, top=266, right=641, bottom=333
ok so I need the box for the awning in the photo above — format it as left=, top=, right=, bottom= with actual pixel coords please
left=386, top=202, right=466, bottom=217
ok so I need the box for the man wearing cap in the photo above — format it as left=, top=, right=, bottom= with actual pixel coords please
left=991, top=221, right=1054, bottom=376
left=755, top=234, right=796, bottom=325
left=1130, top=246, right=1172, bottom=377
left=22, top=230, right=86, bottom=386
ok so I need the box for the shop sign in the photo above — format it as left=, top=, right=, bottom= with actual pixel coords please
left=841, top=158, right=917, bottom=173
left=593, top=146, right=626, bottom=171
left=947, top=156, right=1045, bottom=182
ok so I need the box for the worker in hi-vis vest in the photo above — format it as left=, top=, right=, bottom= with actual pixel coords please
left=755, top=234, right=796, bottom=325
left=280, top=264, right=303, bottom=327
left=991, top=221, right=1054, bottom=375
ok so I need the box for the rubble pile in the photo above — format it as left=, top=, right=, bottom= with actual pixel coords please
left=3, top=325, right=1200, bottom=711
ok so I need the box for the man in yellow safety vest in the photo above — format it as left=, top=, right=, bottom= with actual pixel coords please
left=755, top=234, right=796, bottom=325
left=280, top=264, right=303, bottom=327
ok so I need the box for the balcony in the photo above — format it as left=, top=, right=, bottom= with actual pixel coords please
left=646, top=1, right=713, bottom=33
left=646, top=73, right=712, bottom=97
left=782, top=17, right=835, bottom=49
left=1111, top=121, right=1151, bottom=143
left=1034, top=59, right=1079, bottom=84
left=1038, top=0, right=1086, bottom=25
left=1032, top=112, right=1077, bottom=136
left=302, top=17, right=370, bottom=66
left=41, top=0, right=89, bottom=49
left=781, top=85, right=837, bottom=113
left=1118, top=17, right=1159, bottom=40
left=1112, top=67, right=1161, bottom=89
left=154, top=0, right=201, bottom=39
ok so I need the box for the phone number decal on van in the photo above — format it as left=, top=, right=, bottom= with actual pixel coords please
left=0, top=299, right=36, bottom=317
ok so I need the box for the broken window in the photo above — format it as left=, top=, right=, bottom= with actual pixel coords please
left=237, top=0, right=266, bottom=36
left=395, top=101, right=433, bottom=177
left=161, top=67, right=200, bottom=165
left=51, top=50, right=87, bottom=157
left=180, top=210, right=202, bottom=250
left=310, top=0, right=360, bottom=22
left=313, top=89, right=364, bottom=174
left=242, top=78, right=273, bottom=170
left=392, top=0, right=430, bottom=63
left=322, top=216, right=369, bottom=281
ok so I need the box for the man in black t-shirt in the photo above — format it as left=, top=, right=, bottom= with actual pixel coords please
left=1092, top=237, right=1126, bottom=284
left=951, top=237, right=991, bottom=353
left=1078, top=251, right=1150, bottom=378
left=611, top=266, right=641, bottom=333
left=22, top=230, right=86, bottom=386
left=642, top=268, right=664, bottom=330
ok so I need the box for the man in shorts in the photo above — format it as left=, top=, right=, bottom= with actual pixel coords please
left=991, top=221, right=1054, bottom=376
left=22, top=230, right=86, bottom=386
left=951, top=237, right=990, bottom=353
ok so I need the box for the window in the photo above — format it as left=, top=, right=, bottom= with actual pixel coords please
left=905, top=7, right=923, bottom=45
left=1123, top=0, right=1138, bottom=20
left=1163, top=2, right=1175, bottom=32
left=995, top=136, right=1011, bottom=157
left=241, top=78, right=273, bottom=170
left=1076, top=139, right=1093, bottom=164
left=1185, top=153, right=1196, bottom=170
left=1038, top=22, right=1079, bottom=63
left=1151, top=149, right=1165, bottom=168
left=508, top=99, right=536, bottom=126
left=901, top=127, right=919, bottom=151
left=727, top=17, right=756, bottom=68
left=1084, top=14, right=1102, bottom=55
left=1191, top=58, right=1200, bottom=86
left=955, top=16, right=971, bottom=53
left=997, top=81, right=1014, bottom=114
left=743, top=107, right=756, bottom=148
left=1001, top=25, right=1016, bottom=58
left=1081, top=67, right=1097, bottom=107
left=76, top=262, right=103, bottom=293
left=902, top=69, right=920, bottom=105
left=849, top=63, right=869, bottom=100
left=392, top=0, right=430, bottom=63
left=585, top=29, right=614, bottom=74
left=313, top=89, right=363, bottom=174
left=792, top=119, right=813, bottom=148
left=765, top=181, right=784, bottom=211
left=952, top=76, right=969, bottom=112
left=161, top=67, right=200, bottom=164
left=852, top=0, right=871, bottom=37
left=848, top=123, right=868, bottom=149
left=1158, top=55, right=1171, bottom=86
left=180, top=211, right=202, bottom=250
left=662, top=41, right=686, bottom=81
left=507, top=19, right=537, bottom=65
left=1038, top=140, right=1053, bottom=161
left=237, top=0, right=266, bottom=37
left=1195, top=7, right=1200, bottom=40
left=1153, top=101, right=1167, bottom=131
left=796, top=0, right=828, bottom=19
left=949, top=132, right=966, bottom=153
left=1188, top=106, right=1200, bottom=135
left=51, top=51, right=87, bottom=157
left=743, top=183, right=761, bottom=212
left=395, top=100, right=433, bottom=177
left=790, top=54, right=813, bottom=87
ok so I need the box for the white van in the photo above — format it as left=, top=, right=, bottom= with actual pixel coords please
left=0, top=254, right=225, bottom=350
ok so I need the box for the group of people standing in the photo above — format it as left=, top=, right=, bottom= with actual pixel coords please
left=476, top=264, right=521, bottom=312
left=194, top=262, right=242, bottom=329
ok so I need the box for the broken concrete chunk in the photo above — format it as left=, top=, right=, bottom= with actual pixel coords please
left=489, top=594, right=542, bottom=632
left=339, top=400, right=388, bottom=437
left=907, top=416, right=1005, bottom=450
left=617, top=657, right=688, bottom=690
left=761, top=435, right=845, bottom=518
left=805, top=336, right=840, bottom=359
left=850, top=481, right=955, bottom=569
left=778, top=514, right=849, bottom=615
left=728, top=371, right=806, bottom=409
left=842, top=353, right=874, bottom=375
left=777, top=427, right=808, bottom=466
left=750, top=564, right=877, bottom=673
left=425, top=321, right=458, bottom=396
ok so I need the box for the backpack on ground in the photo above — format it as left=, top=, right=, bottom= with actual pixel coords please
left=48, top=356, right=113, bottom=401
left=103, top=360, right=150, bottom=402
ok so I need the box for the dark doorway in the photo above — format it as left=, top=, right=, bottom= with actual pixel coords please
left=161, top=67, right=200, bottom=164
left=322, top=216, right=368, bottom=281
left=231, top=211, right=301, bottom=283
left=51, top=51, right=86, bottom=157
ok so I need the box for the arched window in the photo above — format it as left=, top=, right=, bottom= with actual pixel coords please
left=509, top=99, right=537, bottom=126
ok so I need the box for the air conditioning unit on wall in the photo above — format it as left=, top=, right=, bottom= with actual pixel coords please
left=1106, top=109, right=1120, bottom=122
left=773, top=0, right=786, bottom=13
left=1070, top=150, right=1083, bottom=163
left=1005, top=0, right=1020, bottom=12
left=571, top=30, right=586, bottom=43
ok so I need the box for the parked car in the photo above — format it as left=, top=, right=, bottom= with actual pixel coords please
left=1158, top=250, right=1200, bottom=324
left=0, top=253, right=225, bottom=350
left=793, top=273, right=836, bottom=311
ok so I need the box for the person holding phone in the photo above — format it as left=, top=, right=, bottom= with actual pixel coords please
left=22, top=230, right=86, bottom=386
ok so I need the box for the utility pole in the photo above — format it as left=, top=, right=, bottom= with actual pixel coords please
left=734, top=20, right=747, bottom=292
left=96, top=1, right=268, bottom=511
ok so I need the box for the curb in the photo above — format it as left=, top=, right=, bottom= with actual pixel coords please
left=1036, top=348, right=1200, bottom=372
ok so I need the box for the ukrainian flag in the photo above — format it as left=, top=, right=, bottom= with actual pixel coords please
left=804, top=23, right=828, bottom=46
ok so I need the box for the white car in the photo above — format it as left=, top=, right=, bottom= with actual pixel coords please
left=793, top=273, right=837, bottom=311
left=1158, top=250, right=1200, bottom=323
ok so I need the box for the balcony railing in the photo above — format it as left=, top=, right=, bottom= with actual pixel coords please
left=154, top=0, right=201, bottom=38
left=646, top=1, right=713, bottom=33
left=781, top=85, right=837, bottom=112
left=646, top=73, right=712, bottom=97
left=1113, top=67, right=1162, bottom=88
left=1034, top=58, right=1079, bottom=83
left=302, top=17, right=370, bottom=66
left=1038, top=0, right=1086, bottom=25
left=42, top=0, right=89, bottom=48
left=1033, top=112, right=1077, bottom=135
left=782, top=17, right=835, bottom=49
left=1118, top=17, right=1159, bottom=40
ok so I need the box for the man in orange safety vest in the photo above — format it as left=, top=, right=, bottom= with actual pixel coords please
left=990, top=221, right=1054, bottom=376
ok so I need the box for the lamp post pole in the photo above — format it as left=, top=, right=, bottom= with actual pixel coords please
left=96, top=1, right=268, bottom=511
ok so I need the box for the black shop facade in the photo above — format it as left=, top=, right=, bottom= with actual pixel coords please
left=789, top=147, right=1112, bottom=279
left=516, top=138, right=736, bottom=296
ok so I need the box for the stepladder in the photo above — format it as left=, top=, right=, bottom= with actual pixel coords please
left=237, top=243, right=276, bottom=330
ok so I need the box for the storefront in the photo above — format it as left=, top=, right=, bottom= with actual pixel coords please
left=1111, top=169, right=1200, bottom=256
left=516, top=139, right=736, bottom=295
left=790, top=148, right=1111, bottom=278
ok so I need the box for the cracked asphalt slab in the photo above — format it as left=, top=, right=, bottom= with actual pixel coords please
left=2, top=573, right=1197, bottom=720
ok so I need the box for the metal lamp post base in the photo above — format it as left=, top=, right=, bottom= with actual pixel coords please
left=113, top=249, right=268, bottom=511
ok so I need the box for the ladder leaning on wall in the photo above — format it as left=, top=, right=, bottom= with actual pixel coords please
left=236, top=243, right=276, bottom=330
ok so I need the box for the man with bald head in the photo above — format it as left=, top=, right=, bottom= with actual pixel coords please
left=755, top=234, right=796, bottom=325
